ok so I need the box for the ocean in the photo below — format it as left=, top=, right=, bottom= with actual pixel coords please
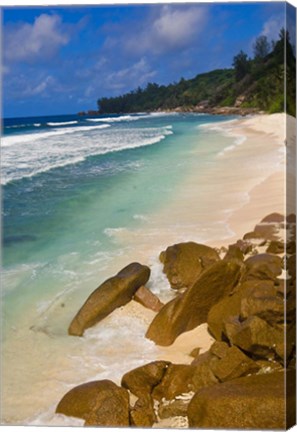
left=1, top=111, right=247, bottom=425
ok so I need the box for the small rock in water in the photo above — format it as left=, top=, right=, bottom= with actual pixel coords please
left=133, top=285, right=164, bottom=312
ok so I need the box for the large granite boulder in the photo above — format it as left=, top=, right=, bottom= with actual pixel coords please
left=146, top=260, right=242, bottom=346
left=223, top=244, right=244, bottom=261
left=243, top=213, right=283, bottom=241
left=207, top=290, right=242, bottom=341
left=121, top=361, right=170, bottom=398
left=56, top=380, right=130, bottom=426
left=159, top=242, right=220, bottom=290
left=192, top=342, right=259, bottom=383
left=207, top=278, right=286, bottom=342
left=261, top=213, right=284, bottom=223
left=266, top=240, right=285, bottom=254
left=239, top=280, right=284, bottom=325
left=68, top=263, right=150, bottom=336
left=210, top=345, right=260, bottom=382
left=243, top=254, right=282, bottom=281
left=225, top=315, right=285, bottom=360
left=188, top=371, right=294, bottom=429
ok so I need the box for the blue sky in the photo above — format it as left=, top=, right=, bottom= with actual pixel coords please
left=2, top=2, right=294, bottom=117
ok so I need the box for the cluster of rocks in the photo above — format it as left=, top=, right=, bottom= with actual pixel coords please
left=56, top=213, right=296, bottom=429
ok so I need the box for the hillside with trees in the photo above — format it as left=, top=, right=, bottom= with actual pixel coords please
left=96, top=29, right=296, bottom=116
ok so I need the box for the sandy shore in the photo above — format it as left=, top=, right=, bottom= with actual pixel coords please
left=109, top=113, right=288, bottom=251
left=2, top=113, right=292, bottom=427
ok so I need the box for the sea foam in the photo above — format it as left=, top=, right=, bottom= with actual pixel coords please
left=2, top=125, right=173, bottom=185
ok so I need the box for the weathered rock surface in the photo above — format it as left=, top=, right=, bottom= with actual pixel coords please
left=191, top=349, right=215, bottom=366
left=56, top=380, right=130, bottom=426
left=243, top=253, right=282, bottom=281
left=266, top=240, right=284, bottom=254
left=188, top=371, right=293, bottom=429
left=253, top=224, right=280, bottom=240
left=240, top=280, right=284, bottom=325
left=130, top=395, right=156, bottom=427
left=191, top=362, right=219, bottom=391
left=223, top=244, right=244, bottom=261
left=146, top=260, right=242, bottom=346
left=158, top=398, right=190, bottom=419
left=152, top=364, right=198, bottom=401
left=133, top=285, right=164, bottom=312
left=287, top=240, right=296, bottom=255
left=287, top=254, right=296, bottom=281
left=225, top=315, right=285, bottom=360
left=159, top=242, right=220, bottom=290
left=152, top=363, right=218, bottom=401
left=261, top=213, right=284, bottom=223
left=68, top=263, right=150, bottom=336
left=207, top=290, right=242, bottom=341
left=121, top=361, right=170, bottom=398
left=192, top=342, right=259, bottom=383
left=210, top=345, right=260, bottom=382
left=232, top=239, right=253, bottom=255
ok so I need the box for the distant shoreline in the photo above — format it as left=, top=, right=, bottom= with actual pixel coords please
left=78, top=106, right=263, bottom=117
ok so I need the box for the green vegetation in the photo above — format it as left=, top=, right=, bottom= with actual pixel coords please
left=97, top=29, right=296, bottom=116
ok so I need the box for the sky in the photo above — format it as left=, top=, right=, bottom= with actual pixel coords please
left=1, top=1, right=295, bottom=117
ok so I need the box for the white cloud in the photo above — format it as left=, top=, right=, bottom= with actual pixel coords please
left=30, top=75, right=56, bottom=95
left=261, top=15, right=285, bottom=41
left=4, top=14, right=69, bottom=63
left=106, top=58, right=156, bottom=90
left=124, top=6, right=208, bottom=55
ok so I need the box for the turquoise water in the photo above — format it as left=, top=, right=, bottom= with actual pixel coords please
left=2, top=112, right=238, bottom=424
left=2, top=113, right=234, bottom=321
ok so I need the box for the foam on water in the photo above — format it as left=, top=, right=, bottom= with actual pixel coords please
left=86, top=115, right=139, bottom=122
left=47, top=121, right=78, bottom=126
left=1, top=124, right=111, bottom=148
left=4, top=113, right=261, bottom=425
left=2, top=125, right=172, bottom=184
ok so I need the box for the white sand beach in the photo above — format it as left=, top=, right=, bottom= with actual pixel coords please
left=1, top=113, right=293, bottom=427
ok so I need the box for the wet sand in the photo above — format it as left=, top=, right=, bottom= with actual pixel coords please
left=1, top=113, right=291, bottom=427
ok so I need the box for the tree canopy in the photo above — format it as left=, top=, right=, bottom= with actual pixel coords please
left=96, top=29, right=296, bottom=116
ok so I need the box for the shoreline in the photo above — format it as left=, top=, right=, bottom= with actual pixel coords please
left=111, top=112, right=287, bottom=253
left=79, top=106, right=263, bottom=117
left=1, top=112, right=291, bottom=426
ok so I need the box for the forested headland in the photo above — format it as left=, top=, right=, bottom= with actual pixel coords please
left=94, top=30, right=295, bottom=116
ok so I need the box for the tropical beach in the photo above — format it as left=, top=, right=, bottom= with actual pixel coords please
left=1, top=111, right=295, bottom=427
left=1, top=1, right=296, bottom=429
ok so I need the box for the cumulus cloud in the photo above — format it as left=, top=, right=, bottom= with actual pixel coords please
left=106, top=58, right=156, bottom=91
left=4, top=14, right=69, bottom=63
left=260, top=15, right=285, bottom=41
left=113, top=5, right=208, bottom=56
